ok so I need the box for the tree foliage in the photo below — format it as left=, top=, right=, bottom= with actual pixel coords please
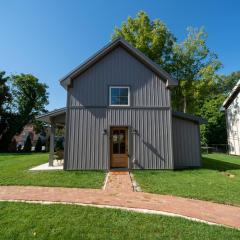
left=216, top=71, right=240, bottom=95
left=35, top=137, right=42, bottom=152
left=0, top=71, right=11, bottom=115
left=200, top=95, right=227, bottom=145
left=24, top=134, right=32, bottom=152
left=0, top=74, right=49, bottom=151
left=171, top=27, right=222, bottom=113
left=112, top=11, right=176, bottom=73
left=0, top=71, right=12, bottom=140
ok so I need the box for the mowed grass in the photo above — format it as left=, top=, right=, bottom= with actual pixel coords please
left=0, top=202, right=239, bottom=240
left=0, top=153, right=105, bottom=188
left=133, top=153, right=240, bottom=206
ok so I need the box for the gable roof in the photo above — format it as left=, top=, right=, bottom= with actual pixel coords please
left=223, top=80, right=240, bottom=108
left=60, top=38, right=178, bottom=89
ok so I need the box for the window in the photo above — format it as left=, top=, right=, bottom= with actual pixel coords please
left=109, top=86, right=130, bottom=106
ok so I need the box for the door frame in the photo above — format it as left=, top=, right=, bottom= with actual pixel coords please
left=109, top=125, right=130, bottom=170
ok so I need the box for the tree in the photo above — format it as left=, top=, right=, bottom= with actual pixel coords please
left=216, top=71, right=240, bottom=95
left=24, top=134, right=32, bottom=152
left=0, top=74, right=49, bottom=151
left=35, top=137, right=42, bottom=152
left=199, top=71, right=240, bottom=146
left=112, top=11, right=176, bottom=73
left=171, top=27, right=222, bottom=113
left=112, top=12, right=222, bottom=114
left=200, top=94, right=227, bottom=145
left=0, top=71, right=11, bottom=115
left=0, top=71, right=12, bottom=140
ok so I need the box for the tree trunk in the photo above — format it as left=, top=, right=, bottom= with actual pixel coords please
left=183, top=95, right=187, bottom=113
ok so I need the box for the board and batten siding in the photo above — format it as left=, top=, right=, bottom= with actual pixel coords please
left=225, top=92, right=240, bottom=155
left=65, top=108, right=173, bottom=170
left=68, top=46, right=170, bottom=107
left=172, top=116, right=201, bottom=168
left=65, top=45, right=174, bottom=170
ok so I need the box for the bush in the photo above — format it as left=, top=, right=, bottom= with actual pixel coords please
left=24, top=134, right=32, bottom=152
left=35, top=137, right=42, bottom=152
left=55, top=137, right=64, bottom=160
left=55, top=137, right=64, bottom=151
left=55, top=150, right=64, bottom=160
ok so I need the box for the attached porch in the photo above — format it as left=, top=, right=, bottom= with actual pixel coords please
left=36, top=108, right=66, bottom=168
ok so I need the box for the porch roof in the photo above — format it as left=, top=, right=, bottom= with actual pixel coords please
left=36, top=107, right=66, bottom=125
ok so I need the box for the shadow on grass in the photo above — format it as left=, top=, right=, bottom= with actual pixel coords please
left=202, top=157, right=240, bottom=171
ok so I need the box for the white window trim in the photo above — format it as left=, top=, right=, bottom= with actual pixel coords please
left=109, top=86, right=130, bottom=107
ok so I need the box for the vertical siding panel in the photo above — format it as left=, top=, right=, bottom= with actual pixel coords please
left=172, top=117, right=201, bottom=168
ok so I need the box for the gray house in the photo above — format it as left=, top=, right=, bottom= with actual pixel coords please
left=38, top=38, right=203, bottom=170
left=223, top=80, right=240, bottom=155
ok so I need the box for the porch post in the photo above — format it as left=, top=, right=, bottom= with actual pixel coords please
left=49, top=122, right=56, bottom=166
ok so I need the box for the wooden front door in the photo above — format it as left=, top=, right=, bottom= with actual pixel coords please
left=110, top=127, right=128, bottom=168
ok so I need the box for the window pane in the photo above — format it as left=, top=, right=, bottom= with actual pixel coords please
left=119, top=88, right=128, bottom=97
left=112, top=133, right=118, bottom=143
left=120, top=143, right=125, bottom=153
left=120, top=97, right=128, bottom=105
left=111, top=88, right=119, bottom=97
left=113, top=143, right=119, bottom=153
left=111, top=96, right=120, bottom=105
left=110, top=87, right=129, bottom=106
left=118, top=132, right=125, bottom=143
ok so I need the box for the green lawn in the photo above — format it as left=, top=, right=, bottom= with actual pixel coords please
left=133, top=153, right=240, bottom=206
left=0, top=202, right=239, bottom=240
left=0, top=153, right=105, bottom=188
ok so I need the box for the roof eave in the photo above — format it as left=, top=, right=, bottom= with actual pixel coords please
left=223, top=79, right=240, bottom=108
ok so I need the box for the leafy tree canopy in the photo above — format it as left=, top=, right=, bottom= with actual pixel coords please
left=112, top=11, right=176, bottom=73
left=0, top=71, right=11, bottom=115
left=0, top=73, right=49, bottom=151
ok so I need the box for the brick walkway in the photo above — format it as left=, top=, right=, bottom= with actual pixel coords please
left=104, top=171, right=133, bottom=192
left=0, top=171, right=240, bottom=229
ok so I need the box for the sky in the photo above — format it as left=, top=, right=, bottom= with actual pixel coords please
left=1, top=0, right=240, bottom=110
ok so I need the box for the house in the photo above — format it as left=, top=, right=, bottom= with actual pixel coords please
left=223, top=80, right=240, bottom=155
left=14, top=124, right=49, bottom=151
left=38, top=38, right=204, bottom=170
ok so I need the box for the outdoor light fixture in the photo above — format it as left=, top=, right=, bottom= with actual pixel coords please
left=131, top=129, right=138, bottom=134
left=102, top=129, right=107, bottom=135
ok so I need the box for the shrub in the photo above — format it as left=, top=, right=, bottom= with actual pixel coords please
left=55, top=137, right=64, bottom=160
left=24, top=134, right=32, bottom=152
left=35, top=137, right=42, bottom=152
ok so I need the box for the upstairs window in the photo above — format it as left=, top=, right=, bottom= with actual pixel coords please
left=109, top=86, right=130, bottom=106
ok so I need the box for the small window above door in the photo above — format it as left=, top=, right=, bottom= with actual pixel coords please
left=109, top=86, right=130, bottom=106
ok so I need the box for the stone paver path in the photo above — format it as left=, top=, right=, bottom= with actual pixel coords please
left=0, top=171, right=240, bottom=229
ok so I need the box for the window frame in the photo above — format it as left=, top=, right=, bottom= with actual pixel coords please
left=109, top=86, right=130, bottom=107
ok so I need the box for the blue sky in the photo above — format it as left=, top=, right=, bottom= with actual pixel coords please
left=1, top=0, right=240, bottom=110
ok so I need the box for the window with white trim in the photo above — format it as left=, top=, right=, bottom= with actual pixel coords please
left=109, top=86, right=130, bottom=106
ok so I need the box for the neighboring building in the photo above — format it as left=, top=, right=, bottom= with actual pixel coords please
left=14, top=124, right=48, bottom=150
left=223, top=80, right=240, bottom=155
left=38, top=38, right=204, bottom=170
